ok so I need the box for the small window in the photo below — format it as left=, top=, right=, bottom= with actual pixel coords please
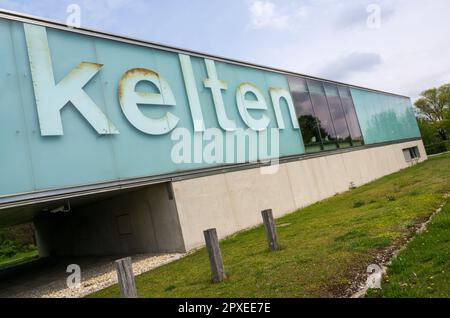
left=403, top=146, right=420, bottom=162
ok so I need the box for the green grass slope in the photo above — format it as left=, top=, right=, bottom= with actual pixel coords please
left=91, top=153, right=450, bottom=298
left=368, top=200, right=450, bottom=298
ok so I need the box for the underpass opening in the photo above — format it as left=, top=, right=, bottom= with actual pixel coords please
left=1, top=182, right=186, bottom=259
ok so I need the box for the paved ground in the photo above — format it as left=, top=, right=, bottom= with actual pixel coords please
left=0, top=253, right=184, bottom=298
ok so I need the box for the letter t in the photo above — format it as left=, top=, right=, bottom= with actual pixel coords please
left=203, top=59, right=236, bottom=131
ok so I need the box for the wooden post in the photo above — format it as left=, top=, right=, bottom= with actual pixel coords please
left=203, top=228, right=227, bottom=283
left=115, top=257, right=137, bottom=298
left=261, top=209, right=280, bottom=251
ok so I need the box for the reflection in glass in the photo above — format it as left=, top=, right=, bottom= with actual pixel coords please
left=306, top=80, right=337, bottom=150
left=324, top=83, right=351, bottom=148
left=287, top=76, right=323, bottom=152
left=338, top=86, right=364, bottom=145
left=288, top=76, right=365, bottom=152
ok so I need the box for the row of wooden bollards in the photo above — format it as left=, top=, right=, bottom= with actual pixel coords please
left=115, top=208, right=280, bottom=298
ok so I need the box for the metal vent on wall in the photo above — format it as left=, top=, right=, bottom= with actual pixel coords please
left=116, top=214, right=133, bottom=236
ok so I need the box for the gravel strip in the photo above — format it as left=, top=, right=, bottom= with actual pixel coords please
left=10, top=253, right=185, bottom=298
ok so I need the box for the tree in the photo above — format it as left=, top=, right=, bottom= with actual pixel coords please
left=414, top=84, right=450, bottom=122
left=417, top=118, right=441, bottom=146
left=298, top=115, right=329, bottom=144
left=414, top=84, right=450, bottom=142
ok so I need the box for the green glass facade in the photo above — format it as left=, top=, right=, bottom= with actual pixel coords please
left=350, top=88, right=421, bottom=145
left=0, top=13, right=422, bottom=200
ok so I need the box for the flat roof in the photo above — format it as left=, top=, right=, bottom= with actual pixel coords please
left=0, top=8, right=410, bottom=99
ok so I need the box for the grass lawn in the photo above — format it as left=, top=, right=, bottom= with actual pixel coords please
left=90, top=152, right=450, bottom=298
left=0, top=249, right=38, bottom=268
left=367, top=200, right=450, bottom=298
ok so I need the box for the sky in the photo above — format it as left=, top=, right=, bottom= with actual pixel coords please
left=0, top=0, right=449, bottom=100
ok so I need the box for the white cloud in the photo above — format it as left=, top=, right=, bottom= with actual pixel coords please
left=0, top=0, right=133, bottom=28
left=320, top=52, right=382, bottom=81
left=78, top=0, right=131, bottom=22
left=245, top=0, right=450, bottom=100
left=248, top=0, right=307, bottom=30
left=1, top=0, right=449, bottom=100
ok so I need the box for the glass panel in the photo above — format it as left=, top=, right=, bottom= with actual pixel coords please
left=338, top=85, right=364, bottom=145
left=287, top=76, right=323, bottom=152
left=324, top=83, right=351, bottom=148
left=350, top=88, right=420, bottom=144
left=306, top=80, right=337, bottom=150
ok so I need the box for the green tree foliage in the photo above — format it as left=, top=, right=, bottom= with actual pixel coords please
left=415, top=84, right=450, bottom=122
left=414, top=84, right=450, bottom=154
left=298, top=115, right=328, bottom=144
left=0, top=223, right=36, bottom=246
left=0, top=223, right=37, bottom=265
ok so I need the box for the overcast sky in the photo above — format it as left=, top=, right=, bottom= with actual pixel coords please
left=1, top=0, right=449, bottom=100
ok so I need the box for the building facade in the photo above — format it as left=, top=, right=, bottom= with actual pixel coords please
left=0, top=10, right=425, bottom=256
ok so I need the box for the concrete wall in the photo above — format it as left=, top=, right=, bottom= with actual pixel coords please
left=34, top=183, right=185, bottom=256
left=33, top=140, right=427, bottom=256
left=173, top=140, right=427, bottom=250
